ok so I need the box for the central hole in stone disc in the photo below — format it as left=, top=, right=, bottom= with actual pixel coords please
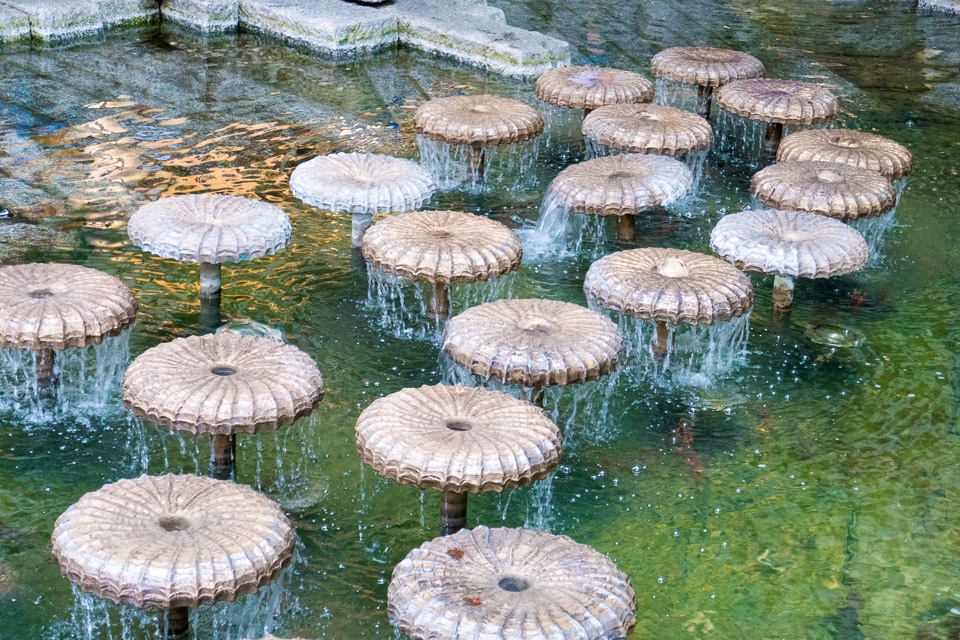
left=817, top=170, right=843, bottom=183
left=657, top=257, right=690, bottom=278
left=211, top=366, right=238, bottom=376
left=159, top=515, right=190, bottom=532
left=471, top=104, right=493, bottom=114
left=521, top=318, right=552, bottom=334
left=639, top=112, right=661, bottom=121
left=608, top=170, right=632, bottom=179
left=498, top=576, right=530, bottom=592
left=29, top=289, right=54, bottom=298
left=831, top=136, right=860, bottom=148
left=428, top=229, right=452, bottom=238
left=444, top=417, right=473, bottom=432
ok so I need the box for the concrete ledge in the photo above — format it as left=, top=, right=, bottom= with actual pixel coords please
left=239, top=0, right=399, bottom=52
left=918, top=0, right=960, bottom=15
left=0, top=4, right=31, bottom=43
left=98, top=0, right=159, bottom=28
left=0, top=0, right=157, bottom=41
left=161, top=0, right=239, bottom=32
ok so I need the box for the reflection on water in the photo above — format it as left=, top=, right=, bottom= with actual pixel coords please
left=0, top=1, right=959, bottom=638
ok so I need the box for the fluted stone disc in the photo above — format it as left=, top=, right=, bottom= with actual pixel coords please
left=0, top=263, right=138, bottom=351
left=534, top=66, right=655, bottom=110
left=710, top=209, right=868, bottom=279
left=388, top=526, right=637, bottom=640
left=362, top=211, right=522, bottom=284
left=546, top=154, right=693, bottom=216
left=582, top=104, right=713, bottom=156
left=356, top=384, right=561, bottom=494
left=751, top=161, right=896, bottom=220
left=651, top=47, right=765, bottom=87
left=289, top=153, right=436, bottom=215
left=715, top=78, right=839, bottom=125
left=414, top=95, right=545, bottom=146
left=51, top=474, right=296, bottom=610
left=777, top=129, right=913, bottom=180
left=443, top=299, right=622, bottom=387
left=584, top=248, right=754, bottom=326
left=122, top=334, right=323, bottom=435
left=128, top=194, right=291, bottom=264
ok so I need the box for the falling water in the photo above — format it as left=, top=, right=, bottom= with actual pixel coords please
left=854, top=211, right=900, bottom=265
left=58, top=560, right=297, bottom=640
left=713, top=111, right=835, bottom=162
left=0, top=331, right=131, bottom=425
left=539, top=104, right=587, bottom=163
left=653, top=78, right=698, bottom=112
left=416, top=135, right=542, bottom=192
left=366, top=268, right=517, bottom=341
left=522, top=191, right=606, bottom=258
left=583, top=139, right=710, bottom=191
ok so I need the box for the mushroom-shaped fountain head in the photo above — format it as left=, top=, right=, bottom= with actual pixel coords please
left=122, top=334, right=323, bottom=478
left=0, top=263, right=138, bottom=384
left=650, top=47, right=764, bottom=117
left=51, top=474, right=296, bottom=638
left=715, top=78, right=839, bottom=154
left=289, top=152, right=436, bottom=247
left=443, top=299, right=622, bottom=403
left=388, top=526, right=637, bottom=640
left=534, top=66, right=655, bottom=114
left=362, top=211, right=522, bottom=321
left=128, top=194, right=291, bottom=298
left=751, top=161, right=896, bottom=220
left=545, top=154, right=693, bottom=241
left=776, top=129, right=913, bottom=180
left=356, top=384, right=560, bottom=534
left=710, top=209, right=868, bottom=311
left=584, top=248, right=754, bottom=358
left=582, top=103, right=713, bottom=156
left=414, top=96, right=544, bottom=180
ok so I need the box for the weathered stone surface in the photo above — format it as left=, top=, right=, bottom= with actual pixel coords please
left=918, top=0, right=960, bottom=14
left=0, top=223, right=75, bottom=263
left=0, top=180, right=62, bottom=219
left=161, top=0, right=239, bottom=32
left=0, top=0, right=155, bottom=40
left=239, top=0, right=399, bottom=52
left=398, top=1, right=569, bottom=77
left=0, top=3, right=30, bottom=43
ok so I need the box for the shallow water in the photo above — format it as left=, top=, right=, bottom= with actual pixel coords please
left=1, top=1, right=959, bottom=638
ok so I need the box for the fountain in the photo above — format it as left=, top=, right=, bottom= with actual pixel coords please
left=361, top=210, right=523, bottom=322
left=128, top=194, right=291, bottom=330
left=751, top=161, right=897, bottom=220
left=442, top=298, right=622, bottom=406
left=650, top=46, right=765, bottom=118
left=121, top=334, right=323, bottom=479
left=355, top=384, right=561, bottom=535
left=584, top=248, right=754, bottom=361
left=387, top=525, right=637, bottom=640
left=776, top=129, right=913, bottom=181
left=414, top=95, right=544, bottom=188
left=534, top=65, right=655, bottom=118
left=710, top=208, right=869, bottom=312
left=532, top=153, right=693, bottom=247
left=51, top=474, right=296, bottom=639
left=715, top=78, right=839, bottom=156
left=289, top=152, right=436, bottom=248
left=0, top=263, right=137, bottom=386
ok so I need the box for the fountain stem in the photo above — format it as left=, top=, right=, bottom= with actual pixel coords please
left=429, top=282, right=451, bottom=322
left=199, top=291, right=222, bottom=334
left=440, top=490, right=468, bottom=535
left=160, top=606, right=189, bottom=638
left=583, top=107, right=594, bottom=118
left=695, top=85, right=714, bottom=119
left=468, top=143, right=487, bottom=181
left=763, top=122, right=784, bottom=156
left=772, top=274, right=795, bottom=311
left=653, top=320, right=672, bottom=359
left=199, top=262, right=221, bottom=298
left=211, top=434, right=237, bottom=480
left=35, top=347, right=56, bottom=385
left=352, top=212, right=373, bottom=248
left=617, top=214, right=636, bottom=242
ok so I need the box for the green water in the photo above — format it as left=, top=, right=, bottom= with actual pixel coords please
left=1, top=1, right=959, bottom=638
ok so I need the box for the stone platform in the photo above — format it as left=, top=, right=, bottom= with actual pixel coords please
left=0, top=0, right=570, bottom=77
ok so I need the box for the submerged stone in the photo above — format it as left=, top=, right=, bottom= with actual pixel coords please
left=216, top=318, right=285, bottom=342
left=804, top=324, right=865, bottom=348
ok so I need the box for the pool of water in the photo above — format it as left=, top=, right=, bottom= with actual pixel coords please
left=1, top=1, right=959, bottom=638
